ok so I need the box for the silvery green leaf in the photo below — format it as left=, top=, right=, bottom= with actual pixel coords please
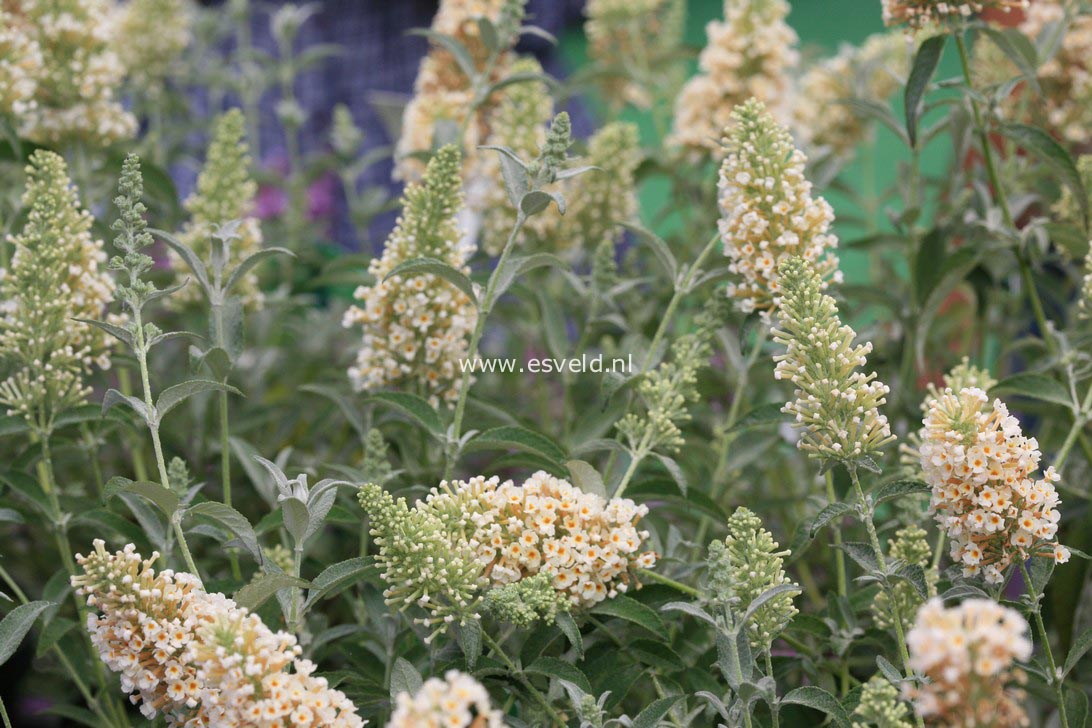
left=652, top=452, right=687, bottom=495
left=303, top=482, right=343, bottom=542
left=520, top=189, right=565, bottom=216
left=303, top=557, right=377, bottom=614
left=0, top=601, right=53, bottom=667
left=185, top=501, right=262, bottom=564
left=103, top=476, right=178, bottom=517
left=280, top=496, right=310, bottom=546
left=147, top=330, right=205, bottom=352
left=234, top=573, right=309, bottom=612
left=493, top=252, right=566, bottom=298
left=225, top=247, right=293, bottom=297
left=383, top=256, right=477, bottom=306
left=73, top=318, right=134, bottom=348
left=155, top=380, right=241, bottom=423
left=564, top=460, right=606, bottom=498
left=453, top=619, right=482, bottom=669
left=102, top=388, right=152, bottom=425
left=389, top=657, right=423, bottom=702
left=151, top=228, right=210, bottom=295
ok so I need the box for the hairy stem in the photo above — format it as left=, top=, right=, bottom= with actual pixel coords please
left=133, top=309, right=203, bottom=588
left=1019, top=559, right=1070, bottom=728
left=446, top=214, right=527, bottom=480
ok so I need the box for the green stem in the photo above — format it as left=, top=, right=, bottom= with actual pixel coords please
left=445, top=214, right=527, bottom=480
left=641, top=231, right=721, bottom=374
left=824, top=469, right=850, bottom=697
left=482, top=630, right=565, bottom=726
left=1019, top=559, right=1070, bottom=728
left=825, top=471, right=847, bottom=600
left=848, top=468, right=920, bottom=728
left=133, top=310, right=203, bottom=588
left=290, top=546, right=304, bottom=633
left=953, top=31, right=1056, bottom=356
left=118, top=368, right=149, bottom=482
left=612, top=437, right=650, bottom=500
left=695, top=326, right=770, bottom=552
left=639, top=568, right=699, bottom=598
left=1055, top=382, right=1092, bottom=471
left=765, top=652, right=780, bottom=728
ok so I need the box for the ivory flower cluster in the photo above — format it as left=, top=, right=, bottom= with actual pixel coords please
left=343, top=145, right=477, bottom=408
left=72, top=540, right=364, bottom=727
left=584, top=0, right=685, bottom=108
left=172, top=109, right=264, bottom=309
left=359, top=471, right=656, bottom=639
left=0, top=151, right=116, bottom=429
left=773, top=257, right=895, bottom=464
left=669, top=0, right=798, bottom=157
left=112, top=0, right=192, bottom=92
left=882, top=0, right=1027, bottom=29
left=718, top=99, right=841, bottom=318
left=794, top=33, right=910, bottom=158
left=388, top=670, right=504, bottom=728
left=0, top=7, right=42, bottom=116
left=3, top=0, right=136, bottom=145
left=920, top=387, right=1069, bottom=583
left=706, top=507, right=799, bottom=653
left=905, top=598, right=1031, bottom=727
left=394, top=0, right=520, bottom=180
left=425, top=471, right=657, bottom=606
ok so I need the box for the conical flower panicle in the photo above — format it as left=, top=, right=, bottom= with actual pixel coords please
left=112, top=0, right=191, bottom=91
left=172, top=108, right=264, bottom=309
left=0, top=7, right=42, bottom=116
left=584, top=0, right=685, bottom=108
left=9, top=0, right=136, bottom=145
left=706, top=507, right=799, bottom=653
left=343, top=145, right=477, bottom=408
left=358, top=482, right=487, bottom=642
left=425, top=472, right=657, bottom=608
left=905, top=598, right=1031, bottom=727
left=71, top=540, right=364, bottom=727
left=0, top=150, right=116, bottom=430
left=617, top=295, right=727, bottom=455
left=899, top=357, right=996, bottom=472
left=794, top=32, right=910, bottom=158
left=773, top=257, right=894, bottom=465
left=669, top=0, right=798, bottom=158
left=920, top=387, right=1069, bottom=583
left=395, top=0, right=526, bottom=181
left=718, top=99, right=840, bottom=319
left=557, top=121, right=641, bottom=254
left=852, top=675, right=913, bottom=728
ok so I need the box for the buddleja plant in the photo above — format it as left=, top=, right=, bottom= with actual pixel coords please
left=4, top=0, right=1092, bottom=726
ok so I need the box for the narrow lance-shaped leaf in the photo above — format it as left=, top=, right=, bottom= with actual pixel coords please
left=905, top=35, right=946, bottom=147
left=383, top=256, right=478, bottom=307
left=0, top=601, right=54, bottom=667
